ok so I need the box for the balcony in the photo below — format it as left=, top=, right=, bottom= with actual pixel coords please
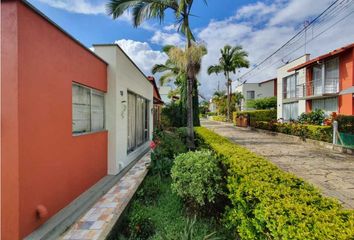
left=297, top=78, right=339, bottom=99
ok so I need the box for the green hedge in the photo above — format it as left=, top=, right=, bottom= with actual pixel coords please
left=254, top=121, right=332, bottom=142
left=212, top=115, right=227, bottom=122
left=233, top=109, right=277, bottom=126
left=336, top=115, right=354, bottom=134
left=195, top=127, right=354, bottom=240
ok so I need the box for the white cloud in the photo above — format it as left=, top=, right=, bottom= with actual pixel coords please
left=151, top=30, right=184, bottom=46
left=115, top=39, right=168, bottom=76
left=38, top=0, right=106, bottom=15
left=235, top=2, right=277, bottom=21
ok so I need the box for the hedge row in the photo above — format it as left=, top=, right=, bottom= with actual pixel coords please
left=212, top=115, right=227, bottom=122
left=195, top=127, right=354, bottom=240
left=233, top=109, right=277, bottom=126
left=254, top=121, right=332, bottom=143
left=336, top=115, right=354, bottom=134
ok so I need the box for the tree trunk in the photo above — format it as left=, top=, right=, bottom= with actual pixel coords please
left=186, top=35, right=195, bottom=149
left=193, top=80, right=200, bottom=126
left=226, top=73, right=231, bottom=122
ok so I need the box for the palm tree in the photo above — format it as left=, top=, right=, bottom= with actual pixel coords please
left=152, top=45, right=206, bottom=126
left=207, top=45, right=249, bottom=121
left=107, top=0, right=207, bottom=148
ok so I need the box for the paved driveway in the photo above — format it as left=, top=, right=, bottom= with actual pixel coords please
left=201, top=119, right=354, bottom=209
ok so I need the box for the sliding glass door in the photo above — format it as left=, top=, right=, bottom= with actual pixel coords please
left=127, top=92, right=150, bottom=153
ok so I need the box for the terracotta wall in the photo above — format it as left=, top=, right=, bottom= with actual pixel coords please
left=1, top=1, right=108, bottom=239
left=339, top=48, right=354, bottom=115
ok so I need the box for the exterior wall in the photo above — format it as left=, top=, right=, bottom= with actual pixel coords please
left=235, top=80, right=276, bottom=111
left=159, top=86, right=172, bottom=104
left=93, top=45, right=153, bottom=175
left=277, top=55, right=309, bottom=120
left=338, top=48, right=354, bottom=115
left=2, top=2, right=108, bottom=239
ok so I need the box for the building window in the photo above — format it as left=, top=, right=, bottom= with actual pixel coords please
left=312, top=97, right=338, bottom=115
left=246, top=91, right=255, bottom=100
left=72, top=83, right=105, bottom=135
left=127, top=92, right=150, bottom=153
left=283, top=73, right=298, bottom=99
left=283, top=102, right=298, bottom=121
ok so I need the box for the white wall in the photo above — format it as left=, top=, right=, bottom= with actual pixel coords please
left=94, top=45, right=153, bottom=175
left=235, top=80, right=276, bottom=111
left=159, top=86, right=172, bottom=104
left=277, top=55, right=309, bottom=120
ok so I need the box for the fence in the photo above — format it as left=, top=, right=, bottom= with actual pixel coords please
left=333, top=121, right=354, bottom=149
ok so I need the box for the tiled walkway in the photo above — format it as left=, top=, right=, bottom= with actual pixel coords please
left=61, top=152, right=151, bottom=240
left=202, top=120, right=354, bottom=209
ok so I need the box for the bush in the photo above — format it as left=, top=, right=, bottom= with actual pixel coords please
left=128, top=208, right=155, bottom=240
left=150, top=131, right=187, bottom=177
left=161, top=102, right=186, bottom=128
left=254, top=121, right=333, bottom=142
left=246, top=96, right=277, bottom=110
left=298, top=109, right=325, bottom=125
left=195, top=127, right=354, bottom=240
left=336, top=115, right=354, bottom=134
left=171, top=150, right=223, bottom=208
left=136, top=175, right=161, bottom=205
left=212, top=115, right=227, bottom=122
left=207, top=112, right=217, bottom=116
left=233, top=109, right=277, bottom=126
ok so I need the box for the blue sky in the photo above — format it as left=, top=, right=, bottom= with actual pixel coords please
left=27, top=0, right=354, bottom=97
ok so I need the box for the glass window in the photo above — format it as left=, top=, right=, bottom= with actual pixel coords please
left=127, top=92, right=150, bottom=153
left=246, top=91, right=255, bottom=100
left=325, top=58, right=339, bottom=93
left=283, top=102, right=298, bottom=121
left=72, top=83, right=105, bottom=134
left=312, top=97, right=338, bottom=115
left=283, top=74, right=298, bottom=99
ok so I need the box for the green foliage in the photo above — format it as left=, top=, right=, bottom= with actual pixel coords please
left=233, top=109, right=277, bottom=126
left=245, top=96, right=277, bottom=110
left=128, top=208, right=155, bottom=240
left=211, top=93, right=243, bottom=116
left=212, top=115, right=227, bottom=122
left=161, top=102, right=187, bottom=128
left=336, top=115, right=354, bottom=134
left=150, top=131, right=187, bottom=177
left=298, top=109, right=325, bottom=125
left=206, top=112, right=217, bottom=116
left=254, top=121, right=333, bottom=142
left=171, top=150, right=223, bottom=207
left=160, top=216, right=220, bottom=240
left=136, top=175, right=161, bottom=205
left=195, top=127, right=354, bottom=240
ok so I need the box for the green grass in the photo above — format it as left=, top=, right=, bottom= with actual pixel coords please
left=113, top=175, right=230, bottom=240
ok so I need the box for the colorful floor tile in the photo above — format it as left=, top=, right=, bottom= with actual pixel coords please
left=60, top=152, right=151, bottom=240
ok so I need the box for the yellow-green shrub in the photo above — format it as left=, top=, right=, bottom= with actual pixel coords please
left=233, top=110, right=277, bottom=126
left=195, top=127, right=354, bottom=240
left=212, top=115, right=227, bottom=122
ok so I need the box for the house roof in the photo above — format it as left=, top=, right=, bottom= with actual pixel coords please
left=147, top=76, right=164, bottom=105
left=259, top=78, right=277, bottom=84
left=288, top=42, right=354, bottom=72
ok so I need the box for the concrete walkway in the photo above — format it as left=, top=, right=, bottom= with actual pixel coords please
left=202, top=120, right=354, bottom=209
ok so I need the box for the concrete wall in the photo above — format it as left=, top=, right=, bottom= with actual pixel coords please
left=1, top=2, right=108, bottom=238
left=235, top=80, right=276, bottom=111
left=277, top=55, right=309, bottom=120
left=94, top=45, right=153, bottom=175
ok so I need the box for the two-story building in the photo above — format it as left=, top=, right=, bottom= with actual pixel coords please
left=235, top=78, right=277, bottom=111
left=277, top=43, right=354, bottom=121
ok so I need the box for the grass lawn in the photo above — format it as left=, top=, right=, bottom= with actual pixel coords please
left=112, top=174, right=230, bottom=240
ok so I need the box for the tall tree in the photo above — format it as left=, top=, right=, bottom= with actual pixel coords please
left=152, top=45, right=206, bottom=126
left=207, top=45, right=249, bottom=121
left=107, top=0, right=207, bottom=148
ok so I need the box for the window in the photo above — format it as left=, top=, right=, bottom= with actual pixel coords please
left=283, top=73, right=298, bottom=99
left=246, top=91, right=255, bottom=100
left=283, top=102, right=298, bottom=121
left=312, top=97, right=338, bottom=115
left=127, top=92, right=150, bottom=153
left=72, top=83, right=105, bottom=134
left=325, top=58, right=339, bottom=93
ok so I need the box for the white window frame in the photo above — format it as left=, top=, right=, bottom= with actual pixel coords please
left=72, top=82, right=105, bottom=135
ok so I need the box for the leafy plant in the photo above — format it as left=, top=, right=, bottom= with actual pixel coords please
left=136, top=175, right=161, bottom=205
left=171, top=150, right=223, bottom=208
left=160, top=216, right=220, bottom=240
left=298, top=109, right=325, bottom=125
left=246, top=96, right=277, bottom=110
left=233, top=109, right=277, bottom=126
left=128, top=209, right=155, bottom=240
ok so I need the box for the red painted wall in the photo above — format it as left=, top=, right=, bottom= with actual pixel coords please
left=338, top=48, right=354, bottom=115
left=2, top=1, right=108, bottom=239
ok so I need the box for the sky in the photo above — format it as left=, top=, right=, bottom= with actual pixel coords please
left=28, top=0, right=354, bottom=98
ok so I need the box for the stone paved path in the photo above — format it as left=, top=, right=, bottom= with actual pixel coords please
left=202, top=119, right=354, bottom=209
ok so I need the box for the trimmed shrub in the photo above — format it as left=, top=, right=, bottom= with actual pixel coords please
left=233, top=109, right=277, bottom=126
left=254, top=121, right=332, bottom=143
left=195, top=127, right=354, bottom=240
left=298, top=109, right=325, bottom=125
left=245, top=96, right=277, bottom=110
left=212, top=115, right=227, bottom=122
left=207, top=112, right=217, bottom=116
left=171, top=150, right=223, bottom=208
left=336, top=115, right=354, bottom=134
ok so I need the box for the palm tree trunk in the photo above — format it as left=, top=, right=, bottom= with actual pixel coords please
left=186, top=36, right=195, bottom=149
left=226, top=72, right=231, bottom=122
